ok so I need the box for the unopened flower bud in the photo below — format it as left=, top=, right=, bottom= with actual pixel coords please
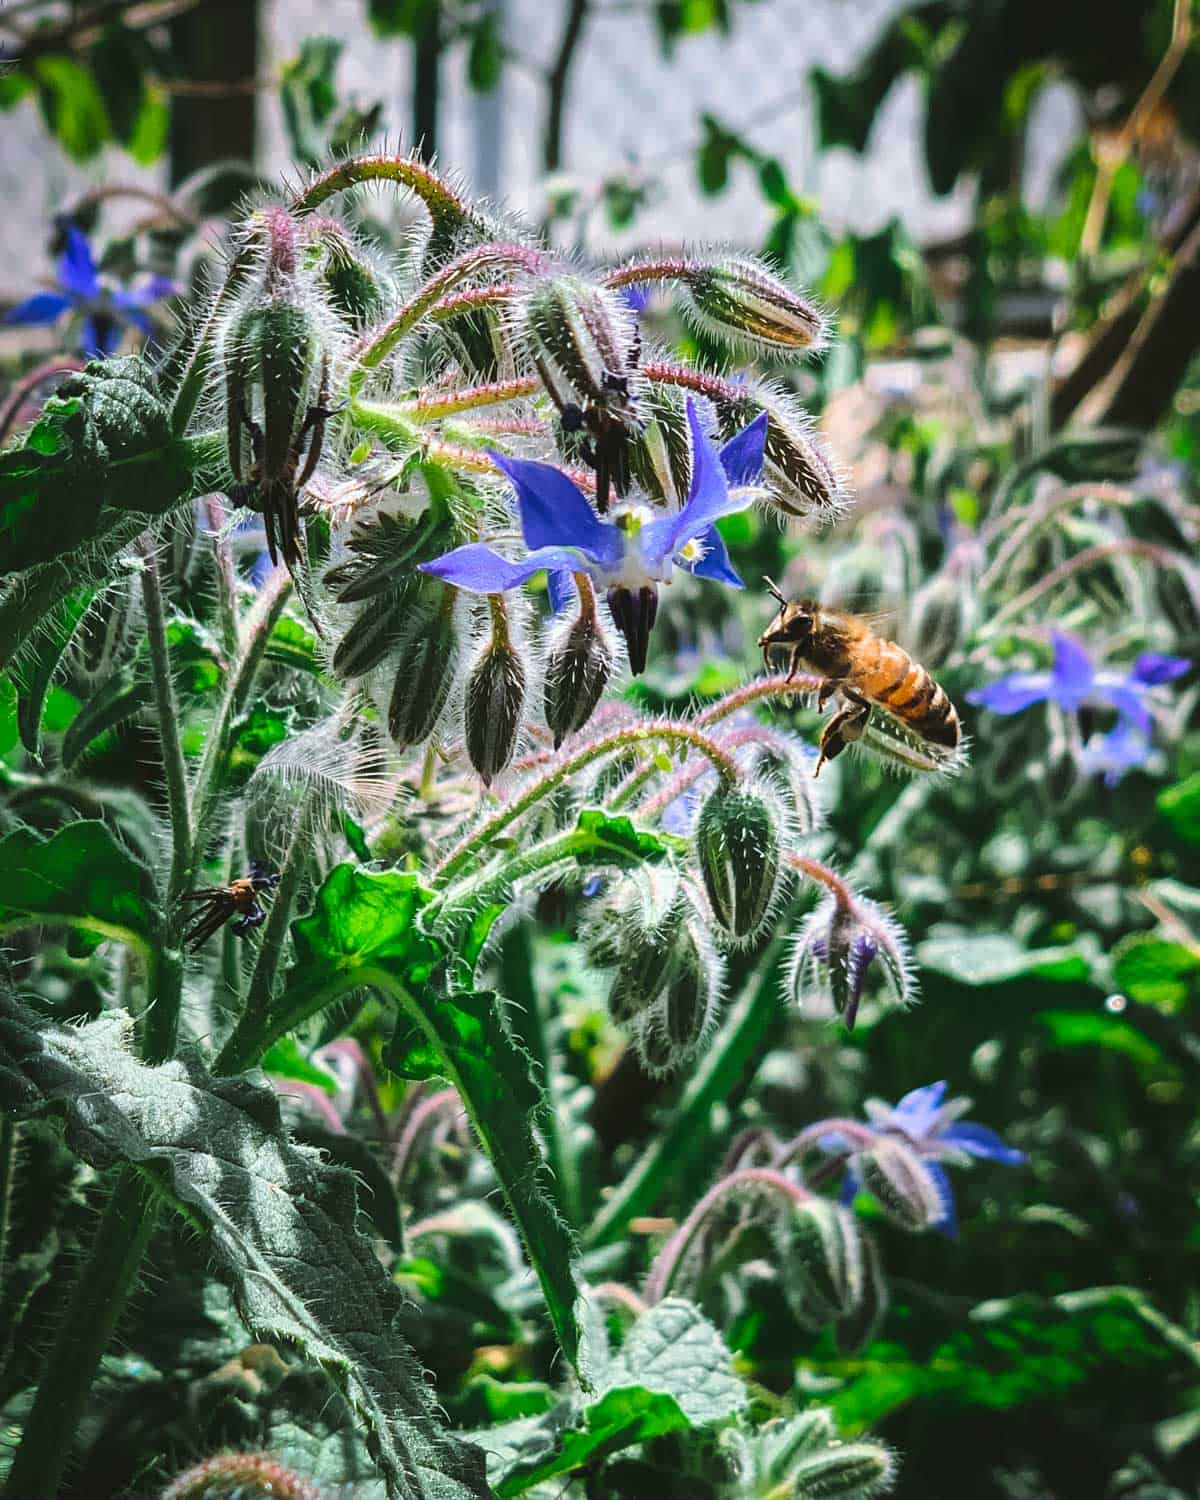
left=544, top=580, right=613, bottom=746
left=387, top=581, right=460, bottom=747
left=635, top=910, right=723, bottom=1073
left=682, top=256, right=826, bottom=354
left=789, top=1440, right=897, bottom=1499
left=781, top=1199, right=865, bottom=1328
left=306, top=218, right=390, bottom=330
left=715, top=385, right=847, bottom=522
left=759, top=1411, right=839, bottom=1484
left=464, top=596, right=526, bottom=785
left=695, top=779, right=782, bottom=943
left=331, top=583, right=411, bottom=679
left=524, top=276, right=640, bottom=419
left=835, top=1236, right=887, bottom=1354
left=161, top=1451, right=322, bottom=1499
left=857, top=1136, right=945, bottom=1233
left=787, top=891, right=914, bottom=1029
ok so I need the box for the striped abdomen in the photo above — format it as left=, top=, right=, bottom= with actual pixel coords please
left=849, top=634, right=959, bottom=750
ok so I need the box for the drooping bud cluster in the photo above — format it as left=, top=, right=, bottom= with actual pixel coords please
left=161, top=1452, right=323, bottom=1499
left=695, top=778, right=785, bottom=944
left=747, top=1413, right=897, bottom=1500
left=584, top=872, right=723, bottom=1076
left=220, top=206, right=335, bottom=575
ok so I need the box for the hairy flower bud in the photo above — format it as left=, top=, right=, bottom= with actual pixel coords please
left=781, top=1199, right=865, bottom=1328
left=635, top=908, right=723, bottom=1074
left=758, top=1412, right=839, bottom=1484
left=856, top=1136, right=946, bottom=1233
left=331, top=581, right=413, bottom=679
left=464, top=596, right=526, bottom=784
left=523, top=276, right=640, bottom=418
left=695, top=779, right=782, bottom=943
left=682, top=255, right=827, bottom=354
left=787, top=891, right=914, bottom=1030
left=305, top=218, right=391, bottom=330
left=544, top=581, right=613, bottom=746
left=161, top=1451, right=322, bottom=1499
left=387, top=581, right=460, bottom=746
left=789, top=1440, right=897, bottom=1499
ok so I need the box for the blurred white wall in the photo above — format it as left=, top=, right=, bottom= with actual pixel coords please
left=0, top=0, right=1077, bottom=291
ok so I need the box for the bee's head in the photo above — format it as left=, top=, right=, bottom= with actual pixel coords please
left=758, top=578, right=816, bottom=657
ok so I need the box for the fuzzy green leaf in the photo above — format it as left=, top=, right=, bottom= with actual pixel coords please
left=0, top=359, right=194, bottom=577
left=0, top=820, right=159, bottom=954
left=268, top=866, right=592, bottom=1383
left=819, top=1286, right=1200, bottom=1433
left=0, top=993, right=489, bottom=1500
left=488, top=1299, right=746, bottom=1495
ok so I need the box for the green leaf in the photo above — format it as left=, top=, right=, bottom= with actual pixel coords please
left=384, top=988, right=590, bottom=1384
left=280, top=35, right=344, bottom=164
left=491, top=1300, right=746, bottom=1495
left=917, top=932, right=1093, bottom=986
left=61, top=667, right=145, bottom=767
left=1111, top=934, right=1200, bottom=1010
left=32, top=54, right=111, bottom=161
left=821, top=1287, right=1200, bottom=1432
left=1036, top=1010, right=1163, bottom=1067
left=260, top=1035, right=339, bottom=1092
left=467, top=14, right=503, bottom=91
left=268, top=868, right=591, bottom=1383
left=571, top=809, right=672, bottom=867
left=1158, top=773, right=1200, bottom=846
left=0, top=994, right=489, bottom=1500
left=0, top=361, right=194, bottom=578
left=11, top=586, right=94, bottom=759
left=0, top=820, right=158, bottom=954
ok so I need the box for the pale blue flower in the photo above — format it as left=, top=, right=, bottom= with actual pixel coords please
left=4, top=224, right=174, bottom=358
left=968, top=633, right=1189, bottom=783
left=836, top=1080, right=1024, bottom=1238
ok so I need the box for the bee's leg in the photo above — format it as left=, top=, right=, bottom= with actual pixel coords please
left=231, top=902, right=266, bottom=937
left=817, top=678, right=842, bottom=709
left=814, top=688, right=871, bottom=778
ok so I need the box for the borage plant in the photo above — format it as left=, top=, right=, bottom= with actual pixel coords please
left=0, top=151, right=981, bottom=1499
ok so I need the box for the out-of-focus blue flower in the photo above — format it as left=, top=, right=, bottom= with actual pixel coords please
left=3, top=225, right=175, bottom=358
left=836, top=1080, right=1024, bottom=1238
left=968, top=633, right=1190, bottom=782
left=419, top=399, right=767, bottom=673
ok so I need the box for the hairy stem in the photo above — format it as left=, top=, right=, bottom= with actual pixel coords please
left=643, top=1166, right=811, bottom=1305
left=0, top=1117, right=15, bottom=1305
left=435, top=721, right=739, bottom=883
left=585, top=931, right=787, bottom=1248
left=215, top=795, right=314, bottom=1076
left=500, top=924, right=583, bottom=1226
left=5, top=1166, right=159, bottom=1500
left=187, top=568, right=293, bottom=884
left=203, top=492, right=240, bottom=660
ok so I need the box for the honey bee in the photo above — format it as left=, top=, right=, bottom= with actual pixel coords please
left=758, top=580, right=961, bottom=776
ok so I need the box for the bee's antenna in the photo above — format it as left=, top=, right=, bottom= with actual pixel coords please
left=763, top=576, right=788, bottom=606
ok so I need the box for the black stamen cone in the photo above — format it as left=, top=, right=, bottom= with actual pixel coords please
left=607, top=584, right=658, bottom=675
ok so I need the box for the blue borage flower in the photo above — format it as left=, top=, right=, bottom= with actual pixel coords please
left=419, top=399, right=768, bottom=674
left=967, top=632, right=1190, bottom=785
left=3, top=224, right=175, bottom=358
left=832, top=1080, right=1025, bottom=1238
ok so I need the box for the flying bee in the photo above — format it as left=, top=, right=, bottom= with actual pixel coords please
left=179, top=864, right=280, bottom=951
left=758, top=580, right=961, bottom=776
